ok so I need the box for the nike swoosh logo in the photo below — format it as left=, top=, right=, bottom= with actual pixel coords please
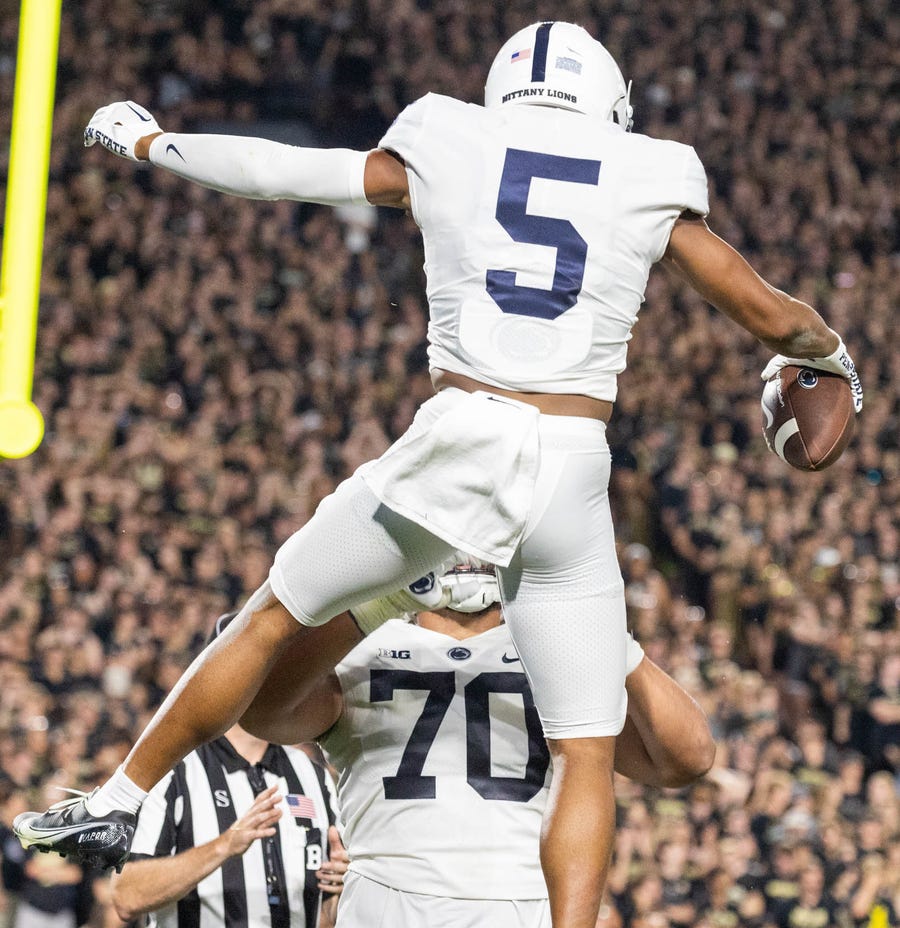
left=126, top=103, right=152, bottom=122
left=16, top=821, right=98, bottom=843
left=501, top=653, right=520, bottom=664
left=165, top=143, right=186, bottom=163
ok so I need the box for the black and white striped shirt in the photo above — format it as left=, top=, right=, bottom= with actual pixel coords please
left=130, top=738, right=337, bottom=928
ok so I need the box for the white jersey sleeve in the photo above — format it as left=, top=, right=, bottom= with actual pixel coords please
left=378, top=94, right=711, bottom=401
left=682, top=146, right=710, bottom=218
left=378, top=94, right=452, bottom=231
left=148, top=134, right=369, bottom=205
left=379, top=95, right=431, bottom=165
left=320, top=619, right=550, bottom=900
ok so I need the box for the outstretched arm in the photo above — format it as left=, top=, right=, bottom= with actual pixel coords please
left=85, top=101, right=410, bottom=209
left=662, top=216, right=836, bottom=357
left=663, top=215, right=862, bottom=410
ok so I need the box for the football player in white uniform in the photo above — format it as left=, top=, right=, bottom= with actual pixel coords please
left=239, top=561, right=714, bottom=928
left=17, top=21, right=861, bottom=927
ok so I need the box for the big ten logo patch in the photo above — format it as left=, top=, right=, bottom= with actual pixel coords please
left=377, top=648, right=411, bottom=660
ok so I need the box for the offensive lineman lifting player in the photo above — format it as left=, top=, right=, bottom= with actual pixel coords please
left=16, top=22, right=861, bottom=928
left=237, top=558, right=716, bottom=928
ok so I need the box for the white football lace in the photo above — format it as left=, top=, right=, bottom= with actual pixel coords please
left=47, top=786, right=92, bottom=811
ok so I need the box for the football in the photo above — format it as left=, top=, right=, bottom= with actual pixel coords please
left=761, top=365, right=855, bottom=471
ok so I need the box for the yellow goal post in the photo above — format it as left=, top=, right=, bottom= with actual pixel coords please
left=0, top=0, right=63, bottom=458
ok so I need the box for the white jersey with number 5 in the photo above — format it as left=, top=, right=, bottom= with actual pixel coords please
left=320, top=619, right=551, bottom=899
left=379, top=93, right=708, bottom=401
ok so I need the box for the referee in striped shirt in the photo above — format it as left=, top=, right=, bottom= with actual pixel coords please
left=109, top=614, right=347, bottom=928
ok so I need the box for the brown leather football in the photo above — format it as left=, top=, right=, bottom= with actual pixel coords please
left=761, top=365, right=855, bottom=471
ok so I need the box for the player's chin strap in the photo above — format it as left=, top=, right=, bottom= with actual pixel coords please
left=614, top=80, right=634, bottom=131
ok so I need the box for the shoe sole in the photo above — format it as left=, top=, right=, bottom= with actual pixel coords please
left=33, top=844, right=126, bottom=872
left=15, top=819, right=129, bottom=872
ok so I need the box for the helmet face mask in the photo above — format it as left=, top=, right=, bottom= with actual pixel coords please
left=484, top=21, right=633, bottom=130
left=442, top=561, right=501, bottom=614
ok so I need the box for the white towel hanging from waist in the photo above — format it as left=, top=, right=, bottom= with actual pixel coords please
left=358, top=390, right=540, bottom=566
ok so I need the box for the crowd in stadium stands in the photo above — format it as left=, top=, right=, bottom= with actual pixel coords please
left=0, top=0, right=897, bottom=925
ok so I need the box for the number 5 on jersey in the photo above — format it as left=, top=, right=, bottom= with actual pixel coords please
left=486, top=148, right=601, bottom=320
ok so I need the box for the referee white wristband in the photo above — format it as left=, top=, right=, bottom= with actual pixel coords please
left=148, top=133, right=370, bottom=206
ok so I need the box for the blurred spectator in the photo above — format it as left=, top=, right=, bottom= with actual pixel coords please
left=1, top=786, right=94, bottom=928
left=779, top=860, right=837, bottom=928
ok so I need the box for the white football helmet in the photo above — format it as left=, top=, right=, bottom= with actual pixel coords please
left=484, top=21, right=632, bottom=129
left=442, top=558, right=501, bottom=614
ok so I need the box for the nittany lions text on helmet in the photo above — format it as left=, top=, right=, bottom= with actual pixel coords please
left=484, top=21, right=633, bottom=129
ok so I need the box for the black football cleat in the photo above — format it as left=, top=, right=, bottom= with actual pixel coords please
left=13, top=789, right=136, bottom=872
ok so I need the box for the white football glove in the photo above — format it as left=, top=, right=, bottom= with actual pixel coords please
left=83, top=101, right=161, bottom=162
left=350, top=571, right=482, bottom=636
left=760, top=336, right=863, bottom=413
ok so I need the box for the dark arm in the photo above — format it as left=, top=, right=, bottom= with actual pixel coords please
left=615, top=656, right=715, bottom=788
left=239, top=613, right=362, bottom=744
left=662, top=216, right=839, bottom=357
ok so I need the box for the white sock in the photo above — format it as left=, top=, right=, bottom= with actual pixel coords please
left=85, top=766, right=148, bottom=816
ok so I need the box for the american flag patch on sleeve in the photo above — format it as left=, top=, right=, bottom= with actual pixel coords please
left=510, top=48, right=531, bottom=62
left=286, top=794, right=317, bottom=823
